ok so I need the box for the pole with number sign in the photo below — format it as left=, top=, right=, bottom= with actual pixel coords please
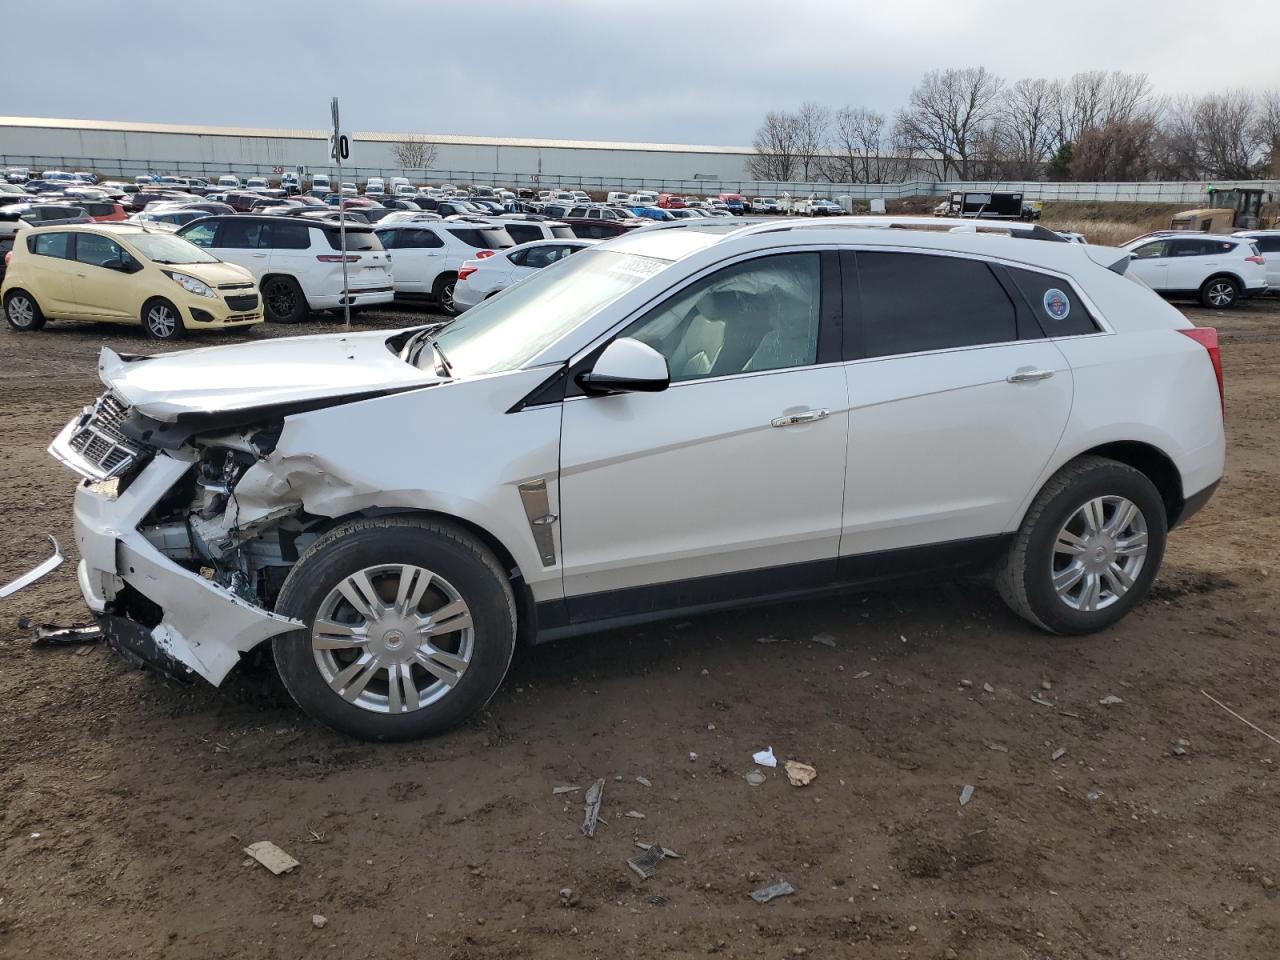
left=330, top=97, right=351, bottom=330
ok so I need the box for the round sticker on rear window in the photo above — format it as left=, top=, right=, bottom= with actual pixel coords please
left=1043, top=288, right=1070, bottom=321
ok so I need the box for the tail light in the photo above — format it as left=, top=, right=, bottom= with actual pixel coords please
left=475, top=249, right=495, bottom=259
left=3, top=251, right=11, bottom=266
left=317, top=254, right=360, bottom=263
left=1178, top=327, right=1223, bottom=413
left=458, top=266, right=477, bottom=281
left=1244, top=255, right=1265, bottom=265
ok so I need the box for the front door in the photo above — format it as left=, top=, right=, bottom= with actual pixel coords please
left=558, top=251, right=848, bottom=621
left=70, top=231, right=138, bottom=321
left=1126, top=239, right=1170, bottom=290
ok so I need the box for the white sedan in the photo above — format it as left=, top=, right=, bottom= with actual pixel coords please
left=452, top=238, right=596, bottom=310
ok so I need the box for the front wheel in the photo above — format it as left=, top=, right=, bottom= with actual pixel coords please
left=262, top=275, right=309, bottom=323
left=996, top=456, right=1167, bottom=634
left=142, top=298, right=185, bottom=340
left=1200, top=276, right=1239, bottom=309
left=272, top=517, right=517, bottom=741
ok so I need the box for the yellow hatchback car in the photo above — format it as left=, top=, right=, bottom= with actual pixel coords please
left=2, top=223, right=263, bottom=340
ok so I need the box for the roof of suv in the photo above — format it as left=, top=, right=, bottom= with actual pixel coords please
left=190, top=214, right=375, bottom=231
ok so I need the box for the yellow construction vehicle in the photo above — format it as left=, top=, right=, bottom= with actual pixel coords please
left=1170, top=186, right=1271, bottom=232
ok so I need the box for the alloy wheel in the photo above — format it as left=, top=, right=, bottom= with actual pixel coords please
left=311, top=564, right=475, bottom=714
left=1052, top=496, right=1148, bottom=612
left=147, top=302, right=177, bottom=338
left=1206, top=281, right=1235, bottom=307
left=7, top=295, right=34, bottom=328
left=265, top=279, right=297, bottom=318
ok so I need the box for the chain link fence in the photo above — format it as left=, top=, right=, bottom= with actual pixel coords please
left=2, top=153, right=1276, bottom=204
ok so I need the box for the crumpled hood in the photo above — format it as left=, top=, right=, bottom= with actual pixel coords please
left=100, top=329, right=443, bottom=422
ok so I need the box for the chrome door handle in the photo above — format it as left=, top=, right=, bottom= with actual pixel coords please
left=1007, top=368, right=1054, bottom=383
left=771, top=408, right=830, bottom=428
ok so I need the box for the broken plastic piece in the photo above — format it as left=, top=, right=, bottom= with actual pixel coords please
left=959, top=784, right=975, bottom=806
left=753, top=747, right=777, bottom=768
left=243, top=840, right=299, bottom=875
left=627, top=844, right=665, bottom=880
left=32, top=623, right=103, bottom=647
left=750, top=879, right=795, bottom=903
left=581, top=778, right=605, bottom=838
left=0, top=536, right=64, bottom=599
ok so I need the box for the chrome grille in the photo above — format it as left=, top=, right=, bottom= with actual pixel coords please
left=55, top=392, right=142, bottom=480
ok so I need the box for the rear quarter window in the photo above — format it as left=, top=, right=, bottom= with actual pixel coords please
left=447, top=227, right=514, bottom=250
left=1006, top=267, right=1101, bottom=337
left=324, top=229, right=382, bottom=252
left=29, top=232, right=72, bottom=258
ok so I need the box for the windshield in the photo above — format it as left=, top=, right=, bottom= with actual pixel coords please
left=128, top=233, right=220, bottom=264
left=428, top=249, right=668, bottom=376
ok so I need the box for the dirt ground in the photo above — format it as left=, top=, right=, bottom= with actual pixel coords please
left=2, top=295, right=1279, bottom=960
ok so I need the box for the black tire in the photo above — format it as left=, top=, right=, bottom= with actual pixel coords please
left=272, top=517, right=517, bottom=741
left=141, top=297, right=186, bottom=340
left=995, top=456, right=1167, bottom=634
left=1199, top=275, right=1239, bottom=309
left=261, top=275, right=309, bottom=324
left=433, top=273, right=459, bottom=316
left=4, top=288, right=45, bottom=331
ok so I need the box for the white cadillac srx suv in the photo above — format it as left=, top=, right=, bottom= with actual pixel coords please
left=45, top=217, right=1225, bottom=740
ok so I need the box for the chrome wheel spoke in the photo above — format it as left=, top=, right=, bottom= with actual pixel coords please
left=313, top=618, right=367, bottom=650
left=1105, top=561, right=1135, bottom=593
left=1105, top=501, right=1138, bottom=537
left=423, top=599, right=473, bottom=635
left=1081, top=498, right=1106, bottom=535
left=1079, top=572, right=1102, bottom=611
left=338, top=570, right=385, bottom=621
left=330, top=653, right=381, bottom=701
left=387, top=662, right=420, bottom=713
left=394, top=565, right=432, bottom=616
left=1054, top=495, right=1149, bottom=612
left=1115, top=532, right=1147, bottom=557
left=415, top=646, right=468, bottom=686
left=1055, top=529, right=1088, bottom=556
left=1054, top=562, right=1085, bottom=593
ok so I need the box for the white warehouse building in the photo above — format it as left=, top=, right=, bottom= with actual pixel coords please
left=0, top=115, right=763, bottom=191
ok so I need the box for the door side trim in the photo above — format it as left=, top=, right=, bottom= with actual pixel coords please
left=533, top=534, right=1009, bottom=642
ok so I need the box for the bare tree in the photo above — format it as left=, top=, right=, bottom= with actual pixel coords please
left=1251, top=90, right=1280, bottom=176
left=995, top=77, right=1058, bottom=178
left=894, top=66, right=1004, bottom=179
left=749, top=110, right=803, bottom=182
left=823, top=106, right=902, bottom=183
left=390, top=135, right=438, bottom=170
left=1155, top=95, right=1202, bottom=179
left=793, top=101, right=831, bottom=181
left=1070, top=117, right=1160, bottom=181
left=1193, top=90, right=1262, bottom=178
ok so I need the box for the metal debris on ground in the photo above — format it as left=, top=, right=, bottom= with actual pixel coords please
left=552, top=785, right=580, bottom=795
left=1099, top=695, right=1125, bottom=706
left=1201, top=689, right=1280, bottom=747
left=0, top=535, right=64, bottom=599
left=752, top=746, right=778, bottom=768
left=744, top=770, right=767, bottom=787
left=243, top=840, right=300, bottom=875
left=784, top=760, right=817, bottom=787
left=853, top=670, right=872, bottom=680
left=1051, top=747, right=1067, bottom=761
left=581, top=779, right=605, bottom=837
left=636, top=776, right=652, bottom=787
left=635, top=842, right=681, bottom=859
left=750, top=879, right=795, bottom=903
left=624, top=810, right=645, bottom=819
left=959, top=784, right=975, bottom=806
left=31, top=623, right=103, bottom=646
left=1030, top=694, right=1055, bottom=707
left=626, top=843, right=666, bottom=880
left=810, top=633, right=837, bottom=647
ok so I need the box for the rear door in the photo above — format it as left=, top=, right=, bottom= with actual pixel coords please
left=1167, top=236, right=1216, bottom=291
left=1254, top=235, right=1280, bottom=287
left=837, top=249, right=1075, bottom=564
left=206, top=218, right=268, bottom=279
left=261, top=218, right=314, bottom=294
left=379, top=227, right=443, bottom=293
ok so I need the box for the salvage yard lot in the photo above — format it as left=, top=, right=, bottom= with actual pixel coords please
left=2, top=298, right=1279, bottom=959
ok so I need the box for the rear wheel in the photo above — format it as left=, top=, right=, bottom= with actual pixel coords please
left=4, top=289, right=45, bottom=331
left=142, top=298, right=185, bottom=340
left=1199, top=276, right=1239, bottom=309
left=262, top=275, right=309, bottom=324
left=433, top=273, right=459, bottom=316
left=272, top=517, right=517, bottom=741
left=996, top=456, right=1167, bottom=634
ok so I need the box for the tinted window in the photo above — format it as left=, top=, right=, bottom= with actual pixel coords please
left=447, top=227, right=514, bottom=250
left=507, top=248, right=529, bottom=266
left=856, top=252, right=1016, bottom=358
left=29, top=232, right=71, bottom=258
left=550, top=224, right=576, bottom=240
left=1253, top=236, right=1280, bottom=254
left=261, top=220, right=310, bottom=250
left=1131, top=240, right=1168, bottom=259
left=322, top=229, right=381, bottom=252
left=1006, top=267, right=1100, bottom=337
left=181, top=221, right=218, bottom=248
left=218, top=219, right=266, bottom=248
left=624, top=253, right=821, bottom=381
left=74, top=233, right=124, bottom=267
left=504, top=223, right=541, bottom=245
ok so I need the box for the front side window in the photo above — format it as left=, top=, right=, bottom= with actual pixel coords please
left=128, top=233, right=219, bottom=264
left=74, top=232, right=124, bottom=267
left=623, top=252, right=821, bottom=381
left=855, top=252, right=1016, bottom=358
left=1131, top=240, right=1168, bottom=259
left=218, top=219, right=265, bottom=249
left=181, top=221, right=218, bottom=248
left=29, top=231, right=72, bottom=258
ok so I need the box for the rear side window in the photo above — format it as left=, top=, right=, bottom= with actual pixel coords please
left=261, top=220, right=310, bottom=250
left=504, top=223, right=541, bottom=245
left=28, top=231, right=72, bottom=258
left=854, top=252, right=1016, bottom=358
left=218, top=219, right=266, bottom=248
left=550, top=224, right=576, bottom=240
left=323, top=229, right=381, bottom=252
left=1006, top=267, right=1101, bottom=337
left=447, top=227, right=514, bottom=250
left=1254, top=236, right=1280, bottom=253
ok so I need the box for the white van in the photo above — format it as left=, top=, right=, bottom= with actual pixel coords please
left=311, top=174, right=332, bottom=195
left=365, top=177, right=386, bottom=197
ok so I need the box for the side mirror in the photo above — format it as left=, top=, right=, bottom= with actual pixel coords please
left=577, top=338, right=670, bottom=395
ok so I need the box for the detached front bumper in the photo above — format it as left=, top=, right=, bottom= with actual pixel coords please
left=71, top=453, right=303, bottom=685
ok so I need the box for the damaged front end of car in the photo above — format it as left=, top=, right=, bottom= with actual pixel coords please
left=48, top=339, right=439, bottom=685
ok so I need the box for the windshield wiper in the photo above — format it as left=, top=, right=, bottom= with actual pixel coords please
left=429, top=339, right=453, bottom=378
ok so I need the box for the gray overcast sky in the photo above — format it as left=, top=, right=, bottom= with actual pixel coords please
left=7, top=0, right=1277, bottom=145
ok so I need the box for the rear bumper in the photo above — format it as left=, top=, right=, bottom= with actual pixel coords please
left=1173, top=478, right=1220, bottom=528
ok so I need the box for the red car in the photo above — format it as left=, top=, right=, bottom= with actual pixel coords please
left=75, top=200, right=127, bottom=222
left=657, top=193, right=686, bottom=209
